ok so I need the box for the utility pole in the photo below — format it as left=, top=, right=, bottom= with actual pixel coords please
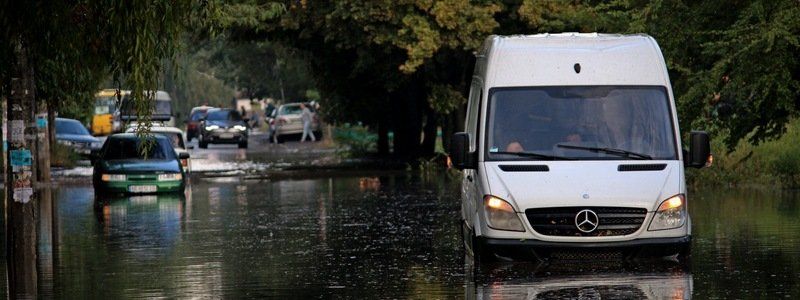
left=5, top=38, right=39, bottom=299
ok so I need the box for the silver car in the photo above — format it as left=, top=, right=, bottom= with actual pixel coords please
left=268, top=103, right=320, bottom=142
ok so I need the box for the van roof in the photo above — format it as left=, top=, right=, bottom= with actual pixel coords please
left=481, top=33, right=670, bottom=88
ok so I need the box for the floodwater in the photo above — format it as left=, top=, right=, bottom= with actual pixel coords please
left=1, top=174, right=799, bottom=298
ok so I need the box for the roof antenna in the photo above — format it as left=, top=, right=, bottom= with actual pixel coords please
left=574, top=63, right=581, bottom=74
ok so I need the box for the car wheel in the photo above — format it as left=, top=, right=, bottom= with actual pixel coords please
left=238, top=141, right=248, bottom=149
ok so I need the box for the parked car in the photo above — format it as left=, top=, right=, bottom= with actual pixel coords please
left=126, top=125, right=192, bottom=173
left=55, top=117, right=103, bottom=157
left=450, top=33, right=711, bottom=263
left=186, top=105, right=213, bottom=140
left=92, top=133, right=189, bottom=194
left=198, top=108, right=249, bottom=149
left=268, top=102, right=321, bottom=142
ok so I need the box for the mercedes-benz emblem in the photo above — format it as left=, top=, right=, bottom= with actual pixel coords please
left=575, top=209, right=599, bottom=233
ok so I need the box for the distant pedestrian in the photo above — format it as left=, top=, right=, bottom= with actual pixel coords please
left=300, top=103, right=316, bottom=142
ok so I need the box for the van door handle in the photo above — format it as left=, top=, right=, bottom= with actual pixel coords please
left=466, top=175, right=473, bottom=182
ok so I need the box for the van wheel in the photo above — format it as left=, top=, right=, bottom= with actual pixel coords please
left=199, top=140, right=208, bottom=149
left=462, top=221, right=495, bottom=264
left=238, top=141, right=248, bottom=149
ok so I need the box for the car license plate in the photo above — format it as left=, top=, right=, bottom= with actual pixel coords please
left=129, top=185, right=157, bottom=193
left=220, top=133, right=234, bottom=139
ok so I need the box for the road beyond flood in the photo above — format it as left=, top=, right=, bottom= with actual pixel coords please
left=2, top=139, right=799, bottom=298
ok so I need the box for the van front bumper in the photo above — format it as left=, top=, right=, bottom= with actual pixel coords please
left=476, top=236, right=690, bottom=260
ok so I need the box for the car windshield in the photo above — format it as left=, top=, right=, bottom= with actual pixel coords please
left=206, top=110, right=241, bottom=121
left=487, top=86, right=677, bottom=160
left=190, top=110, right=207, bottom=121
left=103, top=137, right=176, bottom=160
left=279, top=105, right=302, bottom=115
left=56, top=119, right=90, bottom=136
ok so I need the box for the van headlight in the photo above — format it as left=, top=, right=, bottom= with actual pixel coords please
left=648, top=194, right=687, bottom=231
left=205, top=125, right=219, bottom=131
left=484, top=195, right=525, bottom=232
left=233, top=125, right=247, bottom=131
left=157, top=173, right=183, bottom=181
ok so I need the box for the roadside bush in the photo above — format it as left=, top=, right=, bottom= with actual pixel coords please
left=771, top=147, right=800, bottom=187
left=333, top=123, right=377, bottom=157
left=51, top=143, right=79, bottom=168
left=687, top=119, right=800, bottom=188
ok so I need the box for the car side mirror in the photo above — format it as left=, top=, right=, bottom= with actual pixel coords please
left=687, top=131, right=711, bottom=168
left=178, top=152, right=190, bottom=159
left=450, top=132, right=476, bottom=170
left=187, top=145, right=194, bottom=150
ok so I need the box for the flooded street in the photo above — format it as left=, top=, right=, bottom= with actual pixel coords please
left=1, top=175, right=799, bottom=298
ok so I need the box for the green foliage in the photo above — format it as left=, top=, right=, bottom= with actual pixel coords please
left=333, top=123, right=378, bottom=157
left=428, top=84, right=466, bottom=114
left=687, top=119, right=800, bottom=188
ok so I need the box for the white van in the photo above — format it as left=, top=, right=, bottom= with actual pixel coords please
left=450, top=33, right=711, bottom=262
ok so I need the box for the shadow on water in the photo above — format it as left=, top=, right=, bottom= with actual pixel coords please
left=0, top=176, right=799, bottom=298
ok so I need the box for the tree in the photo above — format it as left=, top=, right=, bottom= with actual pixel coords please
left=218, top=0, right=500, bottom=159
left=1, top=1, right=203, bottom=297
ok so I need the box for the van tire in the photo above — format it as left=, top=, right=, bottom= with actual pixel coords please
left=199, top=140, right=208, bottom=149
left=461, top=221, right=496, bottom=264
left=238, top=141, right=248, bottom=149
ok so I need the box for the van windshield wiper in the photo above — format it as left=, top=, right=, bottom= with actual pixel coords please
left=555, top=144, right=652, bottom=160
left=491, top=151, right=574, bottom=160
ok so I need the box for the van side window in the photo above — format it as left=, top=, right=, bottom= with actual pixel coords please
left=465, top=82, right=482, bottom=151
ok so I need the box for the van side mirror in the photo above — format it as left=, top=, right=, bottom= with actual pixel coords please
left=687, top=131, right=711, bottom=168
left=450, top=132, right=476, bottom=170
left=178, top=152, right=190, bottom=159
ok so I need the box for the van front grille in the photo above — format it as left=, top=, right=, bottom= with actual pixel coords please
left=525, top=207, right=647, bottom=237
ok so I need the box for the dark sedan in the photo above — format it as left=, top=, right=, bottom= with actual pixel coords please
left=55, top=117, right=102, bottom=157
left=93, top=133, right=189, bottom=195
left=186, top=105, right=213, bottom=141
left=198, top=108, right=248, bottom=149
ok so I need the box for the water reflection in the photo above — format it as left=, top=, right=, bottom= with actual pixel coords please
left=94, top=193, right=185, bottom=258
left=3, top=179, right=800, bottom=297
left=467, top=259, right=692, bottom=299
left=471, top=273, right=692, bottom=299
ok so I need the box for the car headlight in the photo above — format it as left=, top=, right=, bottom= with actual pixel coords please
left=57, top=140, right=73, bottom=146
left=90, top=142, right=103, bottom=149
left=483, top=195, right=525, bottom=232
left=648, top=194, right=687, bottom=231
left=205, top=125, right=219, bottom=131
left=233, top=125, right=247, bottom=131
left=157, top=173, right=183, bottom=181
left=101, top=174, right=126, bottom=182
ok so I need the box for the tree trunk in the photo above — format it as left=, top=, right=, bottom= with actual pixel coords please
left=47, top=102, right=56, bottom=150
left=420, top=106, right=437, bottom=157
left=5, top=39, right=39, bottom=299
left=37, top=101, right=50, bottom=183
left=377, top=119, right=389, bottom=156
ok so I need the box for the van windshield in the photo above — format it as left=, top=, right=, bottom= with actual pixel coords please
left=487, top=86, right=677, bottom=161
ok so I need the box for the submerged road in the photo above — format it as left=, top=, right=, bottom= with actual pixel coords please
left=4, top=136, right=800, bottom=298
